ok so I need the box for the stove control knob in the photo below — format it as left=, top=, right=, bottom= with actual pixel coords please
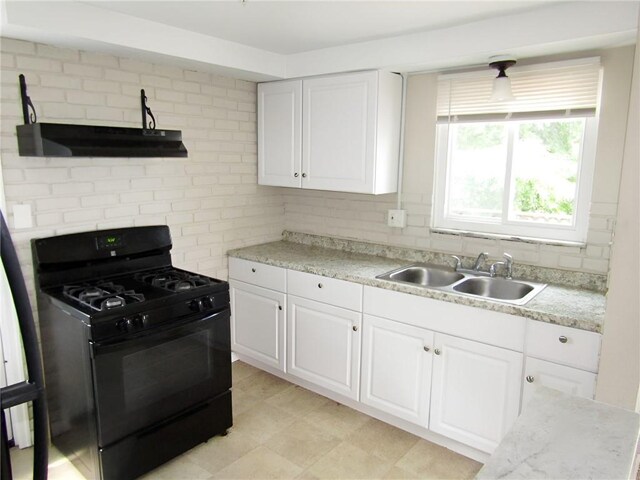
left=131, top=314, right=146, bottom=329
left=116, top=319, right=128, bottom=332
left=202, top=296, right=214, bottom=310
left=189, top=299, right=203, bottom=312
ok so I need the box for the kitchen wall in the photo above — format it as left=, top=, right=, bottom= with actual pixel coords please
left=282, top=46, right=636, bottom=275
left=0, top=38, right=285, bottom=295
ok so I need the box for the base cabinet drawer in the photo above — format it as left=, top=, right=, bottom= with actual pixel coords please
left=429, top=333, right=523, bottom=453
left=287, top=295, right=361, bottom=400
left=229, top=257, right=286, bottom=292
left=522, top=356, right=597, bottom=409
left=361, top=314, right=433, bottom=427
left=230, top=280, right=286, bottom=372
left=525, top=320, right=601, bottom=372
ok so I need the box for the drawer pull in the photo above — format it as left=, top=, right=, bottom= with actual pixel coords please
left=318, top=283, right=323, bottom=289
left=558, top=335, right=568, bottom=344
left=352, top=325, right=358, bottom=332
left=526, top=375, right=535, bottom=383
left=423, top=346, right=430, bottom=352
left=251, top=268, right=256, bottom=273
left=434, top=348, right=441, bottom=355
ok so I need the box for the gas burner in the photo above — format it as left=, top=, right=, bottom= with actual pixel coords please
left=135, top=269, right=211, bottom=292
left=63, top=282, right=145, bottom=311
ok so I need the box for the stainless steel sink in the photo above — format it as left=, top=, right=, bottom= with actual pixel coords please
left=376, top=264, right=464, bottom=287
left=376, top=263, right=547, bottom=305
left=452, top=277, right=545, bottom=304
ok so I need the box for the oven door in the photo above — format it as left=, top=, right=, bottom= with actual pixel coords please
left=90, top=308, right=231, bottom=447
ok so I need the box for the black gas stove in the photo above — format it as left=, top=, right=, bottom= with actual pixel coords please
left=32, top=226, right=232, bottom=480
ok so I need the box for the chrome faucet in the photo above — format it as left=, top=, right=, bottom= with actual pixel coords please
left=473, top=252, right=489, bottom=271
left=489, top=261, right=505, bottom=277
left=490, top=253, right=513, bottom=278
left=503, top=253, right=513, bottom=279
left=450, top=255, right=462, bottom=271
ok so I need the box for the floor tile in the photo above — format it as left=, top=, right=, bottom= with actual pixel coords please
left=232, top=400, right=297, bottom=444
left=265, top=384, right=332, bottom=417
left=304, top=442, right=394, bottom=479
left=345, top=417, right=421, bottom=463
left=211, top=445, right=303, bottom=479
left=232, top=360, right=261, bottom=382
left=265, top=418, right=341, bottom=468
left=234, top=369, right=294, bottom=400
left=186, top=429, right=260, bottom=473
left=303, top=400, right=370, bottom=439
left=395, top=439, right=483, bottom=479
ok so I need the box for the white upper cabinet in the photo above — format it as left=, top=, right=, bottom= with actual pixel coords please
left=258, top=80, right=302, bottom=188
left=258, top=70, right=401, bottom=194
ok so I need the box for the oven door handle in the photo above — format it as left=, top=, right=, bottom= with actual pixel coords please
left=90, top=308, right=229, bottom=355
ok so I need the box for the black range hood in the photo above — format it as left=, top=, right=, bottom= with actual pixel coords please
left=17, top=123, right=188, bottom=158
left=16, top=75, right=188, bottom=158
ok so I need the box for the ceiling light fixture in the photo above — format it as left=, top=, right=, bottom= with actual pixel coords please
left=489, top=55, right=517, bottom=102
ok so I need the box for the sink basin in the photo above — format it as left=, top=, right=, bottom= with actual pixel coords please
left=453, top=277, right=545, bottom=304
left=376, top=264, right=464, bottom=287
left=376, top=262, right=547, bottom=305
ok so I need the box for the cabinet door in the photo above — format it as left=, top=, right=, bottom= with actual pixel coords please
left=430, top=333, right=523, bottom=453
left=258, top=80, right=302, bottom=187
left=522, top=357, right=597, bottom=409
left=361, top=314, right=434, bottom=426
left=287, top=295, right=361, bottom=400
left=230, top=280, right=286, bottom=372
left=302, top=71, right=377, bottom=193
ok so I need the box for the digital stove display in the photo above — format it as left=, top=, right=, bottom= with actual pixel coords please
left=63, top=282, right=145, bottom=311
left=135, top=268, right=212, bottom=292
left=96, top=233, right=123, bottom=250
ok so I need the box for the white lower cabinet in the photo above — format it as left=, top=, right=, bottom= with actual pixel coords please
left=429, top=333, right=523, bottom=453
left=361, top=314, right=434, bottom=426
left=287, top=294, right=362, bottom=400
left=230, top=280, right=286, bottom=372
left=522, top=356, right=597, bottom=408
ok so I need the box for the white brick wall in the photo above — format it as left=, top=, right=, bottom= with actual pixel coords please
left=1, top=37, right=284, bottom=292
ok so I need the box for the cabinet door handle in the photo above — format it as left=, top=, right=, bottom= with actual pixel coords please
left=423, top=346, right=430, bottom=352
left=434, top=348, right=441, bottom=355
left=352, top=325, right=358, bottom=332
left=294, top=172, right=299, bottom=178
left=317, top=283, right=323, bottom=289
left=558, top=335, right=568, bottom=344
left=251, top=268, right=256, bottom=273
left=278, top=305, right=282, bottom=311
left=302, top=173, right=307, bottom=178
left=526, top=375, right=535, bottom=383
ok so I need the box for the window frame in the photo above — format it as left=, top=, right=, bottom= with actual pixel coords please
left=432, top=116, right=598, bottom=244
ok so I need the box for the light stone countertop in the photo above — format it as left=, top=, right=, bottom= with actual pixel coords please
left=227, top=240, right=606, bottom=333
left=475, top=387, right=640, bottom=479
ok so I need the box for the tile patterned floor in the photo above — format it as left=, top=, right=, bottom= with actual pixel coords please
left=10, top=361, right=482, bottom=479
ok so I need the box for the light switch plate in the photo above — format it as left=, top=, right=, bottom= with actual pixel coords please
left=387, top=209, right=407, bottom=228
left=13, top=204, right=33, bottom=229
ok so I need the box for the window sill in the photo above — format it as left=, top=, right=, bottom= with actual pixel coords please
left=430, top=227, right=587, bottom=248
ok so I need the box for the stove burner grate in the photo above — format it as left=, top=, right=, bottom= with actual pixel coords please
left=63, top=282, right=145, bottom=311
left=135, top=269, right=212, bottom=292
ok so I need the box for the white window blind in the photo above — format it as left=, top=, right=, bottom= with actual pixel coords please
left=437, top=57, right=601, bottom=123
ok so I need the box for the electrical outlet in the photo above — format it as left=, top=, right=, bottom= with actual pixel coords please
left=387, top=209, right=407, bottom=228
left=13, top=204, right=32, bottom=229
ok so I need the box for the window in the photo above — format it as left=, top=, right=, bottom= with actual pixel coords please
left=433, top=59, right=601, bottom=243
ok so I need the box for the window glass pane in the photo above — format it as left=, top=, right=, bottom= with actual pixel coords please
left=509, top=119, right=584, bottom=225
left=446, top=123, right=507, bottom=220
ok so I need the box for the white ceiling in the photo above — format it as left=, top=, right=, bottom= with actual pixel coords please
left=83, top=1, right=548, bottom=55
left=1, top=1, right=638, bottom=80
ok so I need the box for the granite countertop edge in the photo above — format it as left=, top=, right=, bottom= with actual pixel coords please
left=228, top=241, right=605, bottom=334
